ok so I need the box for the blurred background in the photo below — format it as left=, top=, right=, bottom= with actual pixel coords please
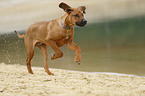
left=0, top=0, right=145, bottom=76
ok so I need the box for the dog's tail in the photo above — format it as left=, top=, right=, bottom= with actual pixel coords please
left=14, top=30, right=24, bottom=39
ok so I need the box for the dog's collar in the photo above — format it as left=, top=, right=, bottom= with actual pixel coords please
left=59, top=18, right=72, bottom=29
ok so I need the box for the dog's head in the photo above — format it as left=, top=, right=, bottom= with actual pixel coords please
left=59, top=2, right=87, bottom=27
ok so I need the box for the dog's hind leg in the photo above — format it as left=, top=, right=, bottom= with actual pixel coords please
left=25, top=40, right=35, bottom=74
left=36, top=43, right=54, bottom=75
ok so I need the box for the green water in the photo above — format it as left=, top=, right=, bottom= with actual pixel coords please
left=0, top=16, right=145, bottom=76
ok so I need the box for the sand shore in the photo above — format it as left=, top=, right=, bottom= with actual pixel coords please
left=0, top=63, right=145, bottom=96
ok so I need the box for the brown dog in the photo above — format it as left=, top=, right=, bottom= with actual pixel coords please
left=15, top=2, right=87, bottom=75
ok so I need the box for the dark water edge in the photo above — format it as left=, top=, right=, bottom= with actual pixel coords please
left=0, top=16, right=145, bottom=76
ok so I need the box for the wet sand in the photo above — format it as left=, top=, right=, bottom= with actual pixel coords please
left=0, top=63, right=145, bottom=96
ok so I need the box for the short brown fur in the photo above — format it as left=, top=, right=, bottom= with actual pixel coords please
left=15, top=2, right=87, bottom=75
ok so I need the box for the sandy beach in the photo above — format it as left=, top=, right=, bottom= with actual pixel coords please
left=0, top=63, right=145, bottom=96
left=0, top=0, right=145, bottom=96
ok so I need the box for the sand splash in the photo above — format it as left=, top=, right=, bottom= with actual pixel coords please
left=0, top=63, right=145, bottom=96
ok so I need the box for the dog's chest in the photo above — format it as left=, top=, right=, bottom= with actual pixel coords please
left=63, top=30, right=73, bottom=39
left=56, top=30, right=73, bottom=47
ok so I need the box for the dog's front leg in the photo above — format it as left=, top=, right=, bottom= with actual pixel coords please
left=45, top=40, right=63, bottom=60
left=66, top=38, right=81, bottom=64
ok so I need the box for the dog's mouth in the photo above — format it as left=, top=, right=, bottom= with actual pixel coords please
left=76, top=19, right=87, bottom=27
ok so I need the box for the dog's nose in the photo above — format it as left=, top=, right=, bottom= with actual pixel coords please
left=81, top=19, right=87, bottom=24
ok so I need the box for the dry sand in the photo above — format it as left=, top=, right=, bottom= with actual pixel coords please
left=0, top=63, right=145, bottom=96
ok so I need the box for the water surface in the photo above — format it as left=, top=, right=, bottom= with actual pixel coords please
left=0, top=16, right=145, bottom=76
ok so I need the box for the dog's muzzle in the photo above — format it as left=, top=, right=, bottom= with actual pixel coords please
left=76, top=19, right=87, bottom=27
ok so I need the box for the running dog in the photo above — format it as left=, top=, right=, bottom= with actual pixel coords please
left=15, top=2, right=87, bottom=75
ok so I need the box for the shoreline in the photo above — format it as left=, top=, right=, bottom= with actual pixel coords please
left=33, top=66, right=143, bottom=78
left=2, top=62, right=143, bottom=77
left=0, top=63, right=145, bottom=96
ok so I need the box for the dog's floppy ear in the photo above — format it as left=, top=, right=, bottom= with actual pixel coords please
left=65, top=8, right=74, bottom=14
left=59, top=2, right=73, bottom=13
left=78, top=6, right=86, bottom=14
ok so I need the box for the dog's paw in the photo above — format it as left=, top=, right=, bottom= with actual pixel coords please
left=50, top=54, right=55, bottom=60
left=48, top=72, right=54, bottom=75
left=75, top=55, right=81, bottom=65
left=75, top=60, right=81, bottom=65
left=77, top=62, right=80, bottom=65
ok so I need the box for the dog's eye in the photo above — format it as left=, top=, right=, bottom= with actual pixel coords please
left=73, top=14, right=79, bottom=17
